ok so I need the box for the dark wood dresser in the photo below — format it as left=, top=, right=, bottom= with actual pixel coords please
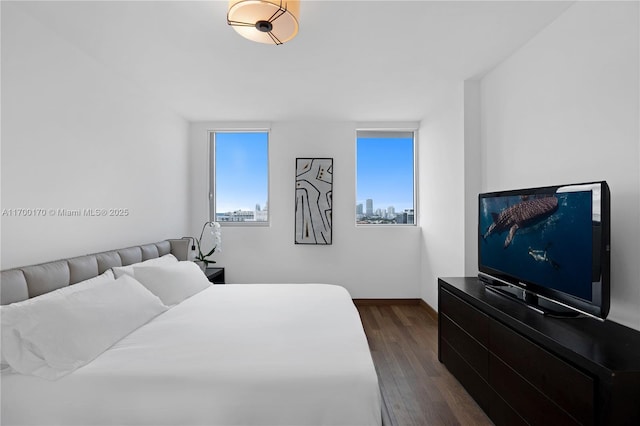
left=438, top=277, right=640, bottom=426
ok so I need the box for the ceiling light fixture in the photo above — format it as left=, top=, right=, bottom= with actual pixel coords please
left=227, top=0, right=300, bottom=45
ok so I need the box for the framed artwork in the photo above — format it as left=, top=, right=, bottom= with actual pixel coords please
left=295, top=158, right=333, bottom=245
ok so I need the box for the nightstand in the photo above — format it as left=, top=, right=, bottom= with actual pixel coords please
left=205, top=267, right=225, bottom=284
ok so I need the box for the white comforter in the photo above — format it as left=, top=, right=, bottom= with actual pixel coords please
left=1, top=284, right=381, bottom=426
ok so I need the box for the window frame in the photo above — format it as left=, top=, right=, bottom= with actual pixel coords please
left=209, top=129, right=270, bottom=227
left=355, top=128, right=418, bottom=226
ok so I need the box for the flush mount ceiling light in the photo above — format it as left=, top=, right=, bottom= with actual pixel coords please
left=227, top=0, right=300, bottom=45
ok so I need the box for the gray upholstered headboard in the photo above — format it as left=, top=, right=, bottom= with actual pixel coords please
left=0, top=239, right=190, bottom=305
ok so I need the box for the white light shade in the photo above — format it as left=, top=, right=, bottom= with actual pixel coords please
left=227, top=0, right=300, bottom=45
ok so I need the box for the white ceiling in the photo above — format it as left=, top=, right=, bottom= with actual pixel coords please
left=12, top=0, right=574, bottom=122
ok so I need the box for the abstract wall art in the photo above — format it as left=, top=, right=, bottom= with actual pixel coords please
left=295, top=158, right=333, bottom=245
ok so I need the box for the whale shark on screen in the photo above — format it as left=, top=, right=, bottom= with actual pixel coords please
left=483, top=196, right=559, bottom=248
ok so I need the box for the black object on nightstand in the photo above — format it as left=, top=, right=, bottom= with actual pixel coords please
left=205, top=267, right=225, bottom=284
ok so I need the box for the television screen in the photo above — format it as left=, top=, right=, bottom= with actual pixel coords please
left=478, top=181, right=610, bottom=320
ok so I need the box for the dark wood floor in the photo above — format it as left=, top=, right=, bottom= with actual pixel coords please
left=356, top=304, right=493, bottom=426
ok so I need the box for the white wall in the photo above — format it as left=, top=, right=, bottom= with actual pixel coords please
left=479, top=1, right=640, bottom=329
left=189, top=121, right=421, bottom=298
left=419, top=82, right=467, bottom=309
left=1, top=3, right=190, bottom=268
left=463, top=80, right=482, bottom=276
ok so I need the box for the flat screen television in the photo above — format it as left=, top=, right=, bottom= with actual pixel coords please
left=478, top=181, right=610, bottom=320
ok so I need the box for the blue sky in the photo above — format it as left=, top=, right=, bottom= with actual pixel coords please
left=215, top=132, right=268, bottom=213
left=356, top=137, right=414, bottom=212
left=215, top=132, right=414, bottom=214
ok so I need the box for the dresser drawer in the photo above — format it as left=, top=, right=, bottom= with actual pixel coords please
left=440, top=314, right=488, bottom=380
left=490, top=353, right=581, bottom=425
left=440, top=288, right=489, bottom=347
left=489, top=392, right=529, bottom=426
left=441, top=339, right=492, bottom=413
left=490, top=320, right=595, bottom=425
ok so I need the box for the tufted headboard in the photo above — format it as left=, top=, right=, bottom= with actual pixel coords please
left=0, top=239, right=190, bottom=305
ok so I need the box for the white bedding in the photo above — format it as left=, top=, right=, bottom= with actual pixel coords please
left=1, top=284, right=381, bottom=426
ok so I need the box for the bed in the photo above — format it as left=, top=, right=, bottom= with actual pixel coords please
left=1, top=240, right=381, bottom=426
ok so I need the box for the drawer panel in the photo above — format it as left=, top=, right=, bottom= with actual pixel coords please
left=440, top=288, right=489, bottom=346
left=489, top=393, right=529, bottom=426
left=490, top=353, right=581, bottom=426
left=490, top=320, right=594, bottom=425
left=441, top=340, right=491, bottom=413
left=440, top=314, right=488, bottom=380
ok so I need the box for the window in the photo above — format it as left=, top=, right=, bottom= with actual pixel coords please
left=210, top=131, right=269, bottom=224
left=356, top=130, right=416, bottom=225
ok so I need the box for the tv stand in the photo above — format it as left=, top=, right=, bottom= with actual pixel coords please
left=438, top=277, right=640, bottom=425
left=484, top=283, right=582, bottom=318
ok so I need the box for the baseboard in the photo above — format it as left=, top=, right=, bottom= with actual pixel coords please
left=353, top=298, right=439, bottom=322
left=352, top=298, right=421, bottom=306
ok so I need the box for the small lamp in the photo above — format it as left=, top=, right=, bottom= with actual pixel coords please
left=227, top=0, right=300, bottom=45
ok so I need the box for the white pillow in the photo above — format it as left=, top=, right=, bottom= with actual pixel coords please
left=112, top=253, right=177, bottom=278
left=0, top=270, right=116, bottom=373
left=132, top=261, right=211, bottom=306
left=1, top=273, right=167, bottom=380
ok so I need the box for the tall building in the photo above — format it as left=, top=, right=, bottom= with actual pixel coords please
left=404, top=209, right=415, bottom=224
left=356, top=204, right=363, bottom=215
left=255, top=203, right=268, bottom=222
left=365, top=199, right=373, bottom=216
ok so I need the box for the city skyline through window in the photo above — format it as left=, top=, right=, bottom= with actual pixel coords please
left=211, top=131, right=269, bottom=223
left=356, top=131, right=415, bottom=224
left=211, top=129, right=414, bottom=225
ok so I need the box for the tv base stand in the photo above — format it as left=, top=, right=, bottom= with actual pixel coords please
left=484, top=283, right=582, bottom=318
left=438, top=277, right=640, bottom=426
